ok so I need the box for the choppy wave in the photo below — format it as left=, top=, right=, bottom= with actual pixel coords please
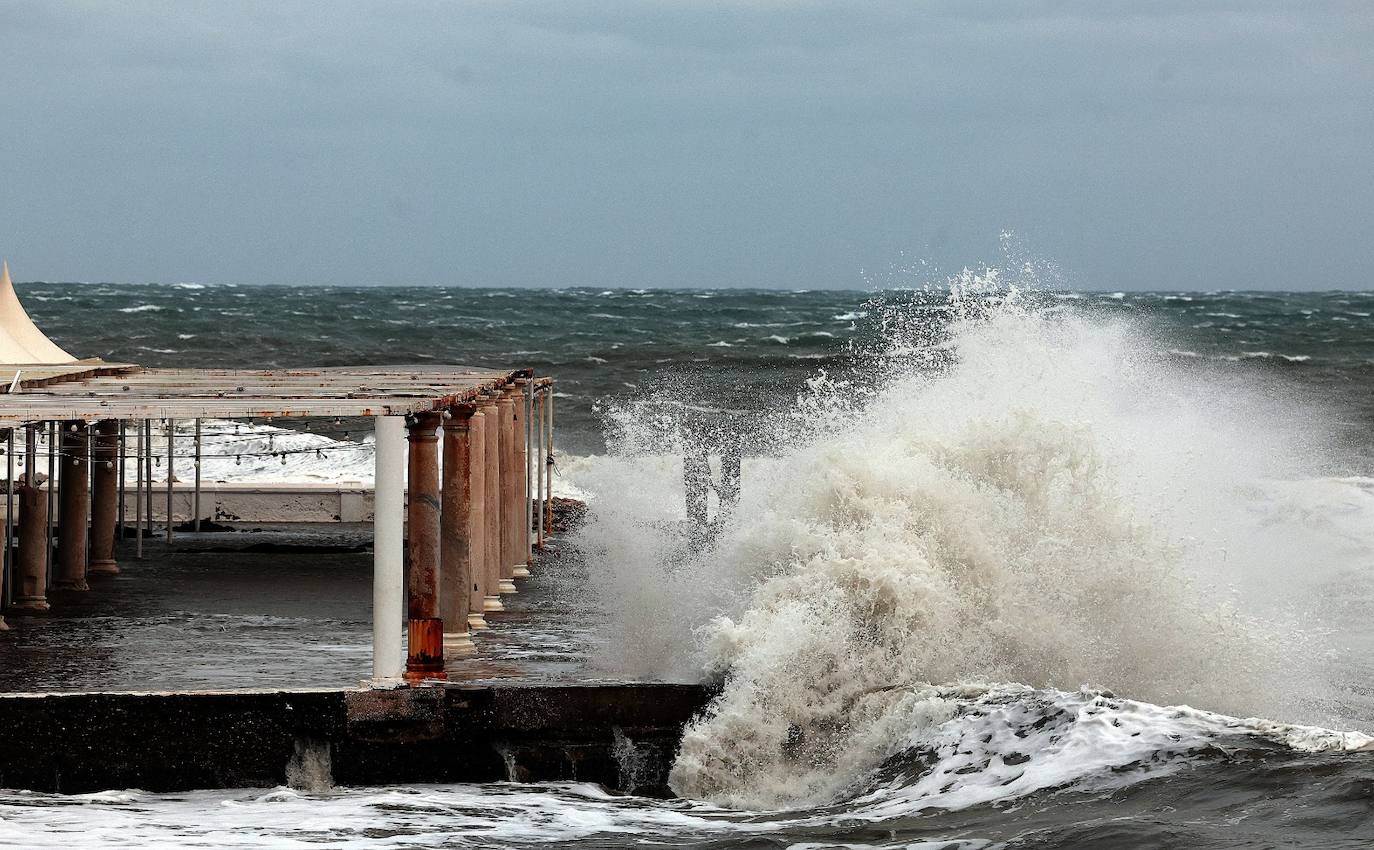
left=572, top=273, right=1373, bottom=809
left=8, top=277, right=1374, bottom=844
left=0, top=685, right=1367, bottom=847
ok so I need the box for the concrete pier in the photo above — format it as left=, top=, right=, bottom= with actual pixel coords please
left=405, top=412, right=445, bottom=683
left=88, top=418, right=119, bottom=576
left=0, top=270, right=565, bottom=712
left=54, top=421, right=89, bottom=591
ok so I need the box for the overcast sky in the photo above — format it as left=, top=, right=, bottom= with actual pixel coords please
left=1, top=2, right=1371, bottom=289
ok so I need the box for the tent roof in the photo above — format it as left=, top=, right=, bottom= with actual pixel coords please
left=0, top=262, right=75, bottom=365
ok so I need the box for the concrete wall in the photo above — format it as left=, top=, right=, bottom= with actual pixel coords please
left=0, top=684, right=712, bottom=795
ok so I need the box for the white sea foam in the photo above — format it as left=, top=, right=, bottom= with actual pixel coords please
left=568, top=272, right=1372, bottom=809
left=0, top=685, right=1364, bottom=847
left=825, top=684, right=1370, bottom=819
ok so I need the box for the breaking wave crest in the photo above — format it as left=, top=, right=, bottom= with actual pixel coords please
left=572, top=272, right=1371, bottom=809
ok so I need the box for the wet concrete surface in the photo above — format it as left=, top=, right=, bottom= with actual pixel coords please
left=0, top=527, right=607, bottom=693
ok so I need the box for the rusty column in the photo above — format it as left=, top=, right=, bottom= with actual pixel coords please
left=544, top=387, right=554, bottom=537
left=481, top=395, right=505, bottom=610
left=54, top=421, right=90, bottom=591
left=88, top=419, right=120, bottom=576
left=512, top=379, right=531, bottom=579
left=496, top=390, right=519, bottom=595
left=439, top=407, right=476, bottom=656
left=466, top=406, right=488, bottom=629
left=12, top=427, right=49, bottom=612
left=404, top=411, right=446, bottom=683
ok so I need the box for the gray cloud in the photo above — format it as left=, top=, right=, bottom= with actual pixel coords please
left=1, top=1, right=1371, bottom=288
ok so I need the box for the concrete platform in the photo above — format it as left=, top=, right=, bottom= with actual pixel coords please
left=0, top=531, right=609, bottom=692
left=0, top=532, right=715, bottom=796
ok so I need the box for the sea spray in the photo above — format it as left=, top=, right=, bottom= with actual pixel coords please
left=572, top=275, right=1356, bottom=808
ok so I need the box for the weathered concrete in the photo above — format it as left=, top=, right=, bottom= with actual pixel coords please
left=0, top=684, right=711, bottom=795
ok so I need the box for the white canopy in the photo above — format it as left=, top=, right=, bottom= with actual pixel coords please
left=0, top=261, right=74, bottom=364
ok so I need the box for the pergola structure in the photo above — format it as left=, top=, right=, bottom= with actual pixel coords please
left=0, top=263, right=556, bottom=685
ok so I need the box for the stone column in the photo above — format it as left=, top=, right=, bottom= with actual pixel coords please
left=88, top=419, right=120, bottom=576
left=496, top=391, right=519, bottom=594
left=512, top=380, right=531, bottom=578
left=371, top=415, right=406, bottom=683
left=467, top=406, right=488, bottom=629
left=439, top=407, right=476, bottom=656
left=404, top=411, right=446, bottom=682
left=54, top=421, right=90, bottom=591
left=12, top=445, right=50, bottom=611
left=481, top=396, right=506, bottom=608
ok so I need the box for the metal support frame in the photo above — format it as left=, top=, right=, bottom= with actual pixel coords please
left=165, top=418, right=175, bottom=543
left=45, top=421, right=55, bottom=588
left=143, top=418, right=152, bottom=553
left=117, top=420, right=126, bottom=538
left=193, top=418, right=202, bottom=532
left=3, top=428, right=12, bottom=616
left=135, top=419, right=144, bottom=559
left=544, top=388, right=554, bottom=537
left=534, top=387, right=545, bottom=549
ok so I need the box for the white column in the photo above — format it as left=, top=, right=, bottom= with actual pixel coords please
left=372, top=414, right=406, bottom=683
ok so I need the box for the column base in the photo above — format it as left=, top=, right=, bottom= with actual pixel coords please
left=9, top=598, right=50, bottom=612
left=404, top=617, right=448, bottom=684
left=512, top=564, right=531, bottom=579
left=482, top=594, right=504, bottom=612
left=498, top=579, right=517, bottom=594
left=443, top=631, right=476, bottom=656
left=52, top=579, right=89, bottom=592
left=88, top=559, right=120, bottom=576
left=468, top=612, right=489, bottom=630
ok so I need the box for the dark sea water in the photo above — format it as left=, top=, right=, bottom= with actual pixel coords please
left=7, top=282, right=1374, bottom=848
left=24, top=283, right=1374, bottom=461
